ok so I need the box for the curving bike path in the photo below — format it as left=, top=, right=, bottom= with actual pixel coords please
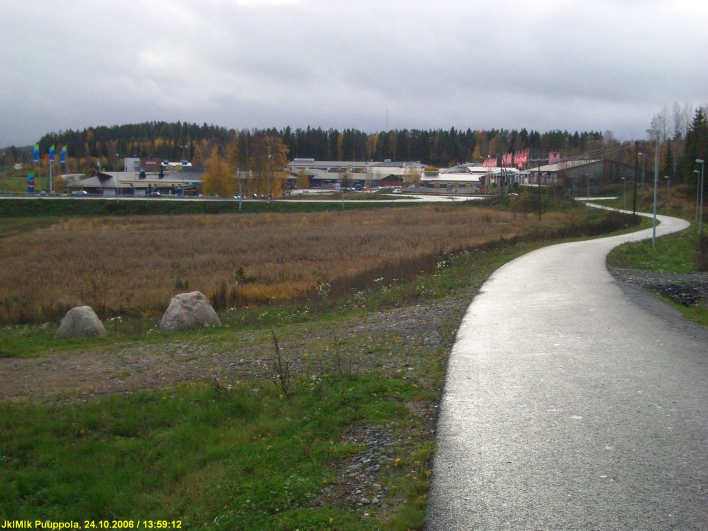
left=427, top=208, right=708, bottom=530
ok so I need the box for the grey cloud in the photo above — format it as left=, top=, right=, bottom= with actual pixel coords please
left=1, top=0, right=707, bottom=146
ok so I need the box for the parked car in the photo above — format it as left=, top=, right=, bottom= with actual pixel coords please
left=72, top=190, right=88, bottom=196
left=148, top=191, right=161, bottom=197
left=392, top=188, right=402, bottom=195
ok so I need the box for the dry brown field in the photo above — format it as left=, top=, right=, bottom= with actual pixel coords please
left=0, top=205, right=571, bottom=322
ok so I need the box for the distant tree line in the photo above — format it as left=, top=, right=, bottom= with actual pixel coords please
left=30, top=121, right=605, bottom=172
left=2, top=103, right=703, bottom=191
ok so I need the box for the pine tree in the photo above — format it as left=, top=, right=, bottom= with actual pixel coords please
left=681, top=106, right=707, bottom=186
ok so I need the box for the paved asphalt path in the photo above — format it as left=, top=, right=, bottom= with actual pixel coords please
left=427, top=208, right=708, bottom=530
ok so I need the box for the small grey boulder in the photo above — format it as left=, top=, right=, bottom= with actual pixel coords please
left=160, top=291, right=221, bottom=331
left=56, top=306, right=106, bottom=338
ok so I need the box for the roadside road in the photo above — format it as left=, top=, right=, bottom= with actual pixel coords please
left=427, top=210, right=708, bottom=529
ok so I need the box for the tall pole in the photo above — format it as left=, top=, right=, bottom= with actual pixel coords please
left=538, top=159, right=542, bottom=221
left=500, top=158, right=504, bottom=199
left=647, top=129, right=659, bottom=248
left=622, top=178, right=626, bottom=210
left=698, top=159, right=705, bottom=234
left=639, top=152, right=645, bottom=188
left=665, top=176, right=670, bottom=215
left=695, top=170, right=701, bottom=223
left=267, top=152, right=271, bottom=203
left=632, top=141, right=638, bottom=215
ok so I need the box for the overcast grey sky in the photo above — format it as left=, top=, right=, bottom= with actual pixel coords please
left=2, top=0, right=706, bottom=147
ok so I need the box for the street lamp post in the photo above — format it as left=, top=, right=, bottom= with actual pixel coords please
left=695, top=169, right=701, bottom=223
left=647, top=128, right=659, bottom=248
left=267, top=152, right=271, bottom=203
left=697, top=159, right=705, bottom=234
left=665, top=176, right=670, bottom=215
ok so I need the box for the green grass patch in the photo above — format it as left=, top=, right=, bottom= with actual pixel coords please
left=0, top=377, right=419, bottom=528
left=608, top=227, right=702, bottom=274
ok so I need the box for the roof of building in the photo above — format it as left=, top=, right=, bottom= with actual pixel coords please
left=290, top=160, right=371, bottom=169
left=421, top=174, right=483, bottom=184
left=80, top=171, right=203, bottom=188
left=528, top=159, right=601, bottom=173
left=289, top=160, right=423, bottom=170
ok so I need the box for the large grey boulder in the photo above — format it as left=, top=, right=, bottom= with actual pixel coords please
left=160, top=291, right=221, bottom=331
left=55, top=306, right=106, bottom=338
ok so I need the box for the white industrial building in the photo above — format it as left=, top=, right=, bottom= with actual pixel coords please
left=289, top=159, right=425, bottom=188
left=75, top=168, right=203, bottom=196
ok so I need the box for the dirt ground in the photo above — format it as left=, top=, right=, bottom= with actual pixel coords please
left=0, top=295, right=470, bottom=402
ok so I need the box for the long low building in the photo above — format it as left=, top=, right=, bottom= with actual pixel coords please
left=421, top=165, right=520, bottom=189
left=75, top=168, right=204, bottom=196
left=289, top=159, right=424, bottom=187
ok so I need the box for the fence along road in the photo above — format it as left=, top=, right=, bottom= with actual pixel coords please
left=427, top=208, right=708, bottom=530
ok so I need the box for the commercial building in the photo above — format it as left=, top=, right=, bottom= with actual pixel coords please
left=289, top=159, right=424, bottom=188
left=75, top=166, right=203, bottom=196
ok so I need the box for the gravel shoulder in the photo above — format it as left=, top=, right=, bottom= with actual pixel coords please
left=609, top=267, right=708, bottom=307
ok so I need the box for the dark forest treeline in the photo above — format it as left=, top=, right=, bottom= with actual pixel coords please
left=33, top=122, right=604, bottom=169
left=3, top=105, right=703, bottom=187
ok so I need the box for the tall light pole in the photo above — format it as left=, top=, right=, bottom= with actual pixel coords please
left=665, top=176, right=670, bottom=215
left=267, top=152, right=271, bottom=203
left=697, top=159, right=705, bottom=233
left=695, top=169, right=701, bottom=223
left=647, top=128, right=659, bottom=248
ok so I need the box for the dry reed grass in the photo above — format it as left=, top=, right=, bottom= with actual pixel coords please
left=0, top=205, right=570, bottom=322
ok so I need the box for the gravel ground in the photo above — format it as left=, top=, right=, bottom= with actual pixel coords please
left=609, top=267, right=708, bottom=306
left=0, top=295, right=470, bottom=402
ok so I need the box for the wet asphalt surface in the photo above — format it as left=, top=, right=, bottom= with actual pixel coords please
left=427, top=210, right=708, bottom=530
